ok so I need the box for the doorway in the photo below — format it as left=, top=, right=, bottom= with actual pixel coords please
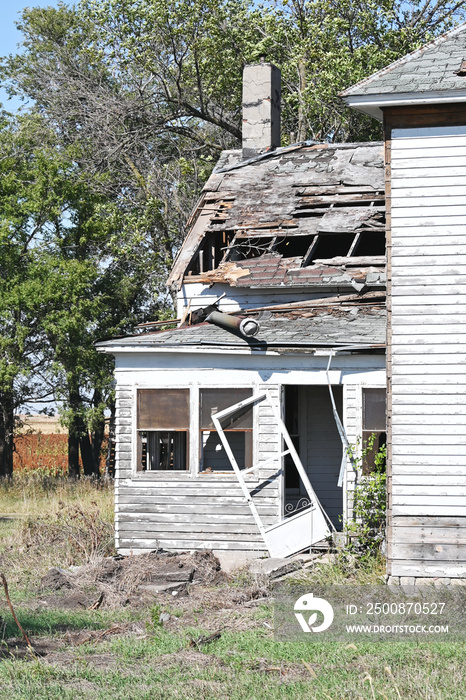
left=284, top=385, right=343, bottom=530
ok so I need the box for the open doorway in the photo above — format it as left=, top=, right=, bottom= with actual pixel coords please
left=284, top=385, right=343, bottom=530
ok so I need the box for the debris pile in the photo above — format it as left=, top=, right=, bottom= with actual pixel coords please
left=38, top=549, right=226, bottom=610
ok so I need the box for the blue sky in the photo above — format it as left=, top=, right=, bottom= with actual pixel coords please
left=0, top=0, right=63, bottom=110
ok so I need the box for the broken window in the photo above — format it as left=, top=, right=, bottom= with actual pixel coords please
left=200, top=388, right=253, bottom=472
left=137, top=389, right=189, bottom=471
left=362, top=388, right=386, bottom=474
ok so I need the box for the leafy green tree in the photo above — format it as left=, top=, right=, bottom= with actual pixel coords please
left=0, top=113, right=61, bottom=476
left=5, top=0, right=462, bottom=153
left=0, top=111, right=162, bottom=476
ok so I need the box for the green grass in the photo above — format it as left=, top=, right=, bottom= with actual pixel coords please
left=0, top=474, right=465, bottom=698
left=0, top=622, right=465, bottom=699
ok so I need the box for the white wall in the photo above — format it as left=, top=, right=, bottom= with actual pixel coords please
left=390, top=125, right=466, bottom=576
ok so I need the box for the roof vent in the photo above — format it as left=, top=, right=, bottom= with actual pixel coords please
left=455, top=58, right=466, bottom=76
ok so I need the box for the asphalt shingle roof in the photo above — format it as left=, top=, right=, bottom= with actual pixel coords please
left=97, top=305, right=386, bottom=352
left=341, top=22, right=466, bottom=97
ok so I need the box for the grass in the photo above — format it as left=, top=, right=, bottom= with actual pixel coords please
left=0, top=473, right=114, bottom=591
left=0, top=473, right=465, bottom=698
left=0, top=625, right=465, bottom=699
left=0, top=471, right=114, bottom=522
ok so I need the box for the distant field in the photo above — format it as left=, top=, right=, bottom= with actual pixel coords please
left=14, top=434, right=69, bottom=474
left=13, top=434, right=108, bottom=474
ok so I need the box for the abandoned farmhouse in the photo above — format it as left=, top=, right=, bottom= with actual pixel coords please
left=98, top=24, right=466, bottom=579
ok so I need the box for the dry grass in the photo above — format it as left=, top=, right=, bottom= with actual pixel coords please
left=0, top=474, right=114, bottom=588
left=0, top=471, right=114, bottom=521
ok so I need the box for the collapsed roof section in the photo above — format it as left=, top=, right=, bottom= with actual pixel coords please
left=168, top=142, right=386, bottom=293
left=97, top=293, right=386, bottom=353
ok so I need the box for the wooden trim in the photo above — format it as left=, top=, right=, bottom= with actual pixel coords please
left=383, top=104, right=466, bottom=130
left=383, top=115, right=393, bottom=574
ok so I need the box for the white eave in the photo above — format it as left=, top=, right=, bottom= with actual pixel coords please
left=343, top=90, right=466, bottom=121
left=97, top=344, right=279, bottom=357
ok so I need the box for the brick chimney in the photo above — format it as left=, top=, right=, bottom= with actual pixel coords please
left=242, top=60, right=281, bottom=160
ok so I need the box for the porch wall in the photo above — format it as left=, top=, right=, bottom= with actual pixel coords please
left=113, top=354, right=385, bottom=554
left=114, top=380, right=281, bottom=554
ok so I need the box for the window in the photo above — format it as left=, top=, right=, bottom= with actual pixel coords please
left=362, top=388, right=386, bottom=474
left=137, top=389, right=189, bottom=471
left=200, top=388, right=253, bottom=472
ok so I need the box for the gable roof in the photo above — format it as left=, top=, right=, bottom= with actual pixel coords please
left=167, top=142, right=386, bottom=293
left=341, top=22, right=466, bottom=119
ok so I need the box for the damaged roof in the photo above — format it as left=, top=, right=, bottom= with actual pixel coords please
left=97, top=297, right=386, bottom=353
left=167, top=142, right=386, bottom=293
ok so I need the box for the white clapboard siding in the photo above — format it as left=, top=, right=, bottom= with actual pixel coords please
left=114, top=382, right=282, bottom=553
left=390, top=216, right=466, bottom=227
left=389, top=125, right=466, bottom=576
left=393, top=252, right=466, bottom=263
left=392, top=155, right=466, bottom=169
left=391, top=185, right=466, bottom=197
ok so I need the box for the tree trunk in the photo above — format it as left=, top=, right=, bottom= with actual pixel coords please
left=90, top=389, right=104, bottom=477
left=0, top=391, right=14, bottom=478
left=79, top=430, right=97, bottom=477
left=68, top=427, right=80, bottom=478
left=67, top=390, right=81, bottom=478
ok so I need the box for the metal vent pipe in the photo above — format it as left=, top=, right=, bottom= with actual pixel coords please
left=206, top=310, right=260, bottom=337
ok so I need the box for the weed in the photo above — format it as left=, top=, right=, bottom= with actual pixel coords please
left=0, top=474, right=114, bottom=589
left=346, top=434, right=387, bottom=555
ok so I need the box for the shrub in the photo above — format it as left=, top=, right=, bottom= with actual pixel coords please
left=347, top=434, right=387, bottom=555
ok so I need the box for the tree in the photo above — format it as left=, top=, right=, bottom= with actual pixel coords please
left=0, top=113, right=62, bottom=476
left=0, top=111, right=163, bottom=476
left=5, top=1, right=463, bottom=153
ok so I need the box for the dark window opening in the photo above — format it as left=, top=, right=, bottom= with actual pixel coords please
left=274, top=235, right=315, bottom=258
left=140, top=431, right=187, bottom=471
left=351, top=231, right=385, bottom=257
left=137, top=389, right=189, bottom=471
left=362, top=387, right=387, bottom=474
left=307, top=233, right=355, bottom=262
left=200, top=388, right=253, bottom=472
left=284, top=386, right=300, bottom=490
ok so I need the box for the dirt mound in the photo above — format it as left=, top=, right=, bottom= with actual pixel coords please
left=39, top=549, right=226, bottom=609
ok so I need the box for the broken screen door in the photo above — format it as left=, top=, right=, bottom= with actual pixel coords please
left=211, top=390, right=333, bottom=558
